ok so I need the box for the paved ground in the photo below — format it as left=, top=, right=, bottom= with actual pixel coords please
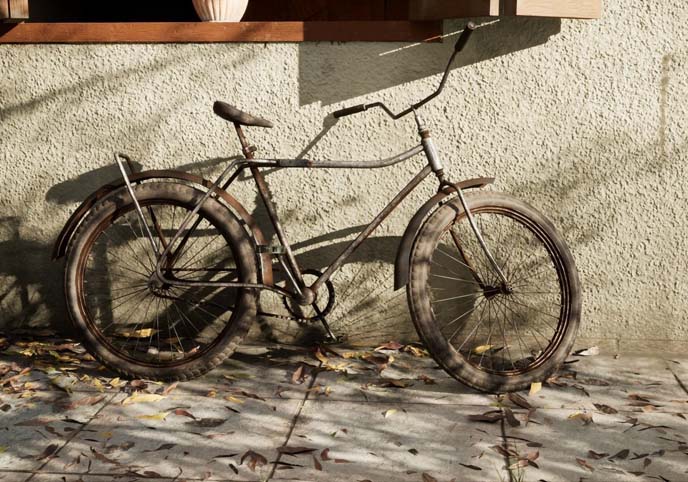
left=0, top=334, right=687, bottom=482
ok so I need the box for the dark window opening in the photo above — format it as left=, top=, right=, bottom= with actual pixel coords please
left=25, top=0, right=412, bottom=23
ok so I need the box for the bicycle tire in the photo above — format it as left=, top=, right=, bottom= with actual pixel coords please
left=408, top=192, right=581, bottom=393
left=65, top=182, right=258, bottom=382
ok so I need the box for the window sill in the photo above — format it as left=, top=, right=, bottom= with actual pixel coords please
left=0, top=21, right=443, bottom=44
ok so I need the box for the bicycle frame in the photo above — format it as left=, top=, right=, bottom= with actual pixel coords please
left=117, top=110, right=507, bottom=311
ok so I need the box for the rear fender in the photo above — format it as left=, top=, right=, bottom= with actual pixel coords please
left=52, top=169, right=273, bottom=286
left=393, top=177, right=495, bottom=291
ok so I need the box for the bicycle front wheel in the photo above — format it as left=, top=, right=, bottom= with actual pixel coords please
left=65, top=182, right=258, bottom=382
left=408, top=192, right=581, bottom=393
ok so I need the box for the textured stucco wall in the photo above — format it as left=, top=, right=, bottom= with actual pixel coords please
left=1, top=0, right=686, bottom=350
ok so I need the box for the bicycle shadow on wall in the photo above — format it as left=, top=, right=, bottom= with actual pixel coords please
left=298, top=17, right=562, bottom=106
left=0, top=217, right=68, bottom=334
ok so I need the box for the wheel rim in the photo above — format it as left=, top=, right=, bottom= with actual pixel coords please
left=76, top=197, right=244, bottom=368
left=427, top=205, right=570, bottom=376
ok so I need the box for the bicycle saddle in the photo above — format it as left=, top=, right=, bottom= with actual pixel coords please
left=213, top=101, right=273, bottom=128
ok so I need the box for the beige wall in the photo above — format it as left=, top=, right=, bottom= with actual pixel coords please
left=1, top=0, right=686, bottom=351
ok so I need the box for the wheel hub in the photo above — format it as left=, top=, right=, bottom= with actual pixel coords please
left=148, top=272, right=171, bottom=296
left=483, top=282, right=512, bottom=300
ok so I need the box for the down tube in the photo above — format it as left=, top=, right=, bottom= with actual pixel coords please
left=311, top=165, right=433, bottom=293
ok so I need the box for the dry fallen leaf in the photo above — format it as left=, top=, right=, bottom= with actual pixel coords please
left=374, top=341, right=403, bottom=352
left=403, top=345, right=429, bottom=357
left=503, top=408, right=521, bottom=427
left=568, top=412, right=594, bottom=425
left=136, top=411, right=171, bottom=421
left=277, top=446, right=317, bottom=456
left=587, top=450, right=609, bottom=459
left=241, top=450, right=267, bottom=472
left=291, top=365, right=306, bottom=385
left=468, top=410, right=504, bottom=423
left=122, top=393, right=165, bottom=405
left=529, top=382, right=542, bottom=396
left=185, top=418, right=225, bottom=428
left=161, top=382, right=179, bottom=396
left=61, top=395, right=105, bottom=411
left=609, top=449, right=630, bottom=461
left=172, top=409, right=196, bottom=420
left=383, top=409, right=398, bottom=418
left=416, top=374, right=436, bottom=385
left=508, top=393, right=532, bottom=410
left=576, top=457, right=594, bottom=472
left=574, top=346, right=600, bottom=356
left=593, top=403, right=618, bottom=414
left=36, top=444, right=59, bottom=460
left=422, top=473, right=439, bottom=482
left=473, top=345, right=495, bottom=355
left=116, top=328, right=157, bottom=338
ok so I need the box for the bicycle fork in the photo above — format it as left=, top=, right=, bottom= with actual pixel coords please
left=415, top=112, right=509, bottom=288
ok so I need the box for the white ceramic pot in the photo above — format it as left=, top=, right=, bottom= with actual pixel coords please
left=192, top=0, right=249, bottom=22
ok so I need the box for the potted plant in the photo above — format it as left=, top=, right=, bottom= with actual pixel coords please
left=192, top=0, right=249, bottom=22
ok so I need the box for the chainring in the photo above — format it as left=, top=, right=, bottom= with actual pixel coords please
left=282, top=269, right=336, bottom=323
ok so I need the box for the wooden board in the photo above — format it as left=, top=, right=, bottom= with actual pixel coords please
left=0, top=1, right=9, bottom=20
left=502, top=0, right=601, bottom=18
left=409, top=0, right=499, bottom=19
left=410, top=0, right=600, bottom=19
left=8, top=0, right=28, bottom=19
left=0, top=21, right=443, bottom=43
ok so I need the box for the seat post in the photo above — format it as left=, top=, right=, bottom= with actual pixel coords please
left=234, top=123, right=255, bottom=159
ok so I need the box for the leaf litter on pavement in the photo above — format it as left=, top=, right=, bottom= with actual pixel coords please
left=3, top=335, right=686, bottom=481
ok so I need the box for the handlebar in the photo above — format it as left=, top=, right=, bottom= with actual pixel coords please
left=455, top=21, right=476, bottom=52
left=331, top=22, right=478, bottom=121
left=333, top=104, right=368, bottom=119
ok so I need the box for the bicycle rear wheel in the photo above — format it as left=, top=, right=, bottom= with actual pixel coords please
left=65, top=182, right=258, bottom=381
left=408, top=192, right=581, bottom=393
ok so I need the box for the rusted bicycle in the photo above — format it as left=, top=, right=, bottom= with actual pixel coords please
left=55, top=24, right=581, bottom=393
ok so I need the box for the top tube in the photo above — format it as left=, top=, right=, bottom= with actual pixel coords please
left=253, top=145, right=424, bottom=170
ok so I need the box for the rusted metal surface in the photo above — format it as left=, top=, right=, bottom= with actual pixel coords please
left=393, top=177, right=495, bottom=290
left=250, top=165, right=306, bottom=293
left=274, top=145, right=424, bottom=169
left=52, top=168, right=274, bottom=287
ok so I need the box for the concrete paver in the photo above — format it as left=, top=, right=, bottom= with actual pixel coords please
left=505, top=409, right=688, bottom=481
left=40, top=393, right=302, bottom=481
left=0, top=391, right=114, bottom=474
left=273, top=399, right=506, bottom=482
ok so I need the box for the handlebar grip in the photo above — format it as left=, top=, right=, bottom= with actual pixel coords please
left=454, top=22, right=477, bottom=52
left=333, top=104, right=367, bottom=119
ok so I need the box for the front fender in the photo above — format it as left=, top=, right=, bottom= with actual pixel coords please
left=393, top=177, right=494, bottom=291
left=53, top=169, right=273, bottom=286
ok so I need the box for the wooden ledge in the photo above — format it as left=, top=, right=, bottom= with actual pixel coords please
left=0, top=21, right=444, bottom=44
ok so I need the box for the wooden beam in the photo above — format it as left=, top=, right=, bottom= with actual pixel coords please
left=409, top=0, right=499, bottom=19
left=8, top=0, right=28, bottom=19
left=0, top=1, right=9, bottom=20
left=502, top=0, right=601, bottom=18
left=410, top=0, right=600, bottom=19
left=0, top=21, right=443, bottom=43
